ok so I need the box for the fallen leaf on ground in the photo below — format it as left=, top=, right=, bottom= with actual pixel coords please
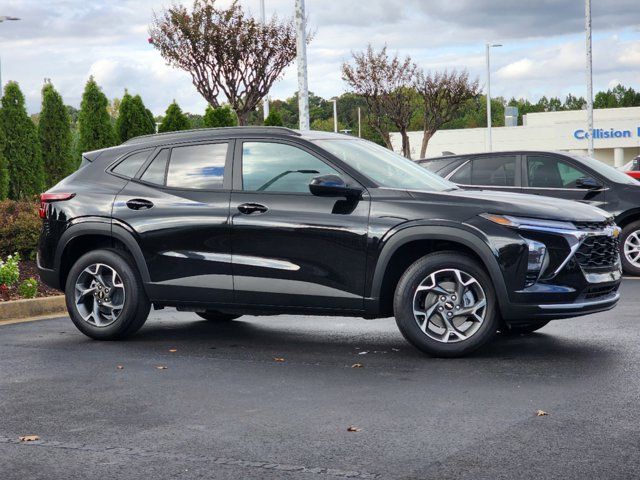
left=347, top=426, right=361, bottom=432
left=169, top=349, right=177, bottom=353
left=273, top=357, right=285, bottom=362
left=116, top=365, right=124, bottom=370
left=358, top=351, right=368, bottom=355
left=536, top=410, right=549, bottom=416
left=351, top=363, right=364, bottom=368
left=156, top=365, right=168, bottom=370
left=19, top=435, right=39, bottom=442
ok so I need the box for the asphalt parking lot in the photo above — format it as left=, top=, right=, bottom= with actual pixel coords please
left=1, top=280, right=639, bottom=480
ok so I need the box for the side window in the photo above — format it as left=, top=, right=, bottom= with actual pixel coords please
left=140, top=149, right=169, bottom=185
left=470, top=156, right=516, bottom=186
left=242, top=142, right=340, bottom=193
left=166, top=143, right=228, bottom=189
left=449, top=161, right=471, bottom=184
left=527, top=155, right=586, bottom=188
left=112, top=150, right=151, bottom=178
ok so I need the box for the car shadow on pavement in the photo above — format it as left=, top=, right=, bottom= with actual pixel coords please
left=105, top=314, right=618, bottom=369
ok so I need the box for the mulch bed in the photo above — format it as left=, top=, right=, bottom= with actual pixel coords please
left=0, top=260, right=61, bottom=302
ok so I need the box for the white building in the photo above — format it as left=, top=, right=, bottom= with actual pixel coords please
left=391, top=106, right=640, bottom=167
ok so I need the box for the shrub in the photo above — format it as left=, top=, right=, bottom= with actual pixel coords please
left=0, top=200, right=41, bottom=258
left=18, top=278, right=38, bottom=298
left=0, top=253, right=20, bottom=287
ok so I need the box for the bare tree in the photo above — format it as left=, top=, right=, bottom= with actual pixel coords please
left=414, top=70, right=480, bottom=158
left=342, top=45, right=418, bottom=158
left=149, top=0, right=301, bottom=125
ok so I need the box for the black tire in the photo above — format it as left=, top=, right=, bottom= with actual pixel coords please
left=393, top=251, right=498, bottom=358
left=503, top=321, right=550, bottom=335
left=65, top=249, right=151, bottom=340
left=196, top=311, right=241, bottom=322
left=620, top=221, right=640, bottom=276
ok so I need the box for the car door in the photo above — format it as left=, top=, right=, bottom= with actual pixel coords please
left=521, top=153, right=606, bottom=208
left=448, top=154, right=522, bottom=193
left=229, top=138, right=370, bottom=310
left=112, top=140, right=234, bottom=303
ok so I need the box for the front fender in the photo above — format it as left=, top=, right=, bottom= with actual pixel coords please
left=366, top=221, right=509, bottom=315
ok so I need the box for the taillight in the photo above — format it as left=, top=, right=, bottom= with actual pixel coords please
left=39, top=192, right=76, bottom=219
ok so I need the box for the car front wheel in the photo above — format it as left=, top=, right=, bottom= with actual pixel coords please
left=393, top=251, right=498, bottom=357
left=621, top=221, right=640, bottom=276
left=65, top=249, right=150, bottom=340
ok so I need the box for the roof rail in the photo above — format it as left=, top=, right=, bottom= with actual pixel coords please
left=123, top=126, right=300, bottom=145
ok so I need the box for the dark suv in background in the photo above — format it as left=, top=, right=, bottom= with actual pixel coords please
left=419, top=151, right=640, bottom=275
left=38, top=129, right=621, bottom=357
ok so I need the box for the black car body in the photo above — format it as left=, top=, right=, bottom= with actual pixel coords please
left=38, top=129, right=621, bottom=357
left=418, top=150, right=640, bottom=275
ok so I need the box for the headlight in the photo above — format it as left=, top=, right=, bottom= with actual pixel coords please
left=479, top=213, right=575, bottom=232
left=523, top=237, right=549, bottom=287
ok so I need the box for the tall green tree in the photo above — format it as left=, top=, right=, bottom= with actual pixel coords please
left=158, top=101, right=190, bottom=133
left=203, top=105, right=238, bottom=128
left=77, top=77, right=116, bottom=158
left=0, top=115, right=7, bottom=199
left=264, top=110, right=284, bottom=127
left=38, top=82, right=74, bottom=187
left=1, top=82, right=44, bottom=199
left=116, top=91, right=156, bottom=142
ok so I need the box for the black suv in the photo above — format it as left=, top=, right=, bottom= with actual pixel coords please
left=418, top=151, right=640, bottom=275
left=38, top=129, right=621, bottom=357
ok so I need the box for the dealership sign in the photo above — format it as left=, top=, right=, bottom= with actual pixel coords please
left=574, top=127, right=640, bottom=140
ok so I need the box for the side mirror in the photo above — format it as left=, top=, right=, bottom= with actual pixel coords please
left=309, top=175, right=362, bottom=199
left=575, top=177, right=602, bottom=190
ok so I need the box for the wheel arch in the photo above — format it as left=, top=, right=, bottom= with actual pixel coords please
left=367, top=225, right=509, bottom=318
left=615, top=209, right=640, bottom=229
left=55, top=221, right=151, bottom=291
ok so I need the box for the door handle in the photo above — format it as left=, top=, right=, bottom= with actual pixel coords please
left=237, top=203, right=268, bottom=215
left=126, top=198, right=154, bottom=211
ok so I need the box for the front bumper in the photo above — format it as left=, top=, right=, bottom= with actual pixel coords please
left=504, top=290, right=620, bottom=323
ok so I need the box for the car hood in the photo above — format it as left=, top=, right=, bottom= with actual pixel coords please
left=406, top=188, right=612, bottom=223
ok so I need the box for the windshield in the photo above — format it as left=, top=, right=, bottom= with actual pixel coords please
left=568, top=154, right=639, bottom=185
left=313, top=138, right=457, bottom=192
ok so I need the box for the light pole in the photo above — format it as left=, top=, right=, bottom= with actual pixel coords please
left=0, top=16, right=20, bottom=94
left=485, top=42, right=502, bottom=152
left=260, top=0, right=270, bottom=121
left=294, top=0, right=310, bottom=130
left=585, top=0, right=594, bottom=157
left=357, top=106, right=361, bottom=138
left=330, top=98, right=338, bottom=132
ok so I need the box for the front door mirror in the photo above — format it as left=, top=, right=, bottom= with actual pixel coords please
left=575, top=177, right=602, bottom=190
left=309, top=175, right=362, bottom=199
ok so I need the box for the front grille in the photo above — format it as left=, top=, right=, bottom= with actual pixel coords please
left=584, top=285, right=617, bottom=299
left=575, top=235, right=619, bottom=270
left=573, top=219, right=615, bottom=231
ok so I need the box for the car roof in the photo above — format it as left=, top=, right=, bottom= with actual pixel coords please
left=418, top=150, right=572, bottom=162
left=123, top=126, right=301, bottom=146
left=122, top=127, right=354, bottom=147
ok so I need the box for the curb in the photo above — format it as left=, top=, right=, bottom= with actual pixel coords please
left=0, top=295, right=67, bottom=325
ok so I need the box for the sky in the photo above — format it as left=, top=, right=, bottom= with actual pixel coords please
left=1, top=0, right=639, bottom=116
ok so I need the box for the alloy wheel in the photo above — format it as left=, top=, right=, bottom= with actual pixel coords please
left=74, top=263, right=126, bottom=327
left=623, top=230, right=640, bottom=268
left=412, top=268, right=487, bottom=343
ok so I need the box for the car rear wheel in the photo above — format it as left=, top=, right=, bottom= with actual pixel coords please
left=196, top=311, right=241, bottom=322
left=65, top=249, right=150, bottom=340
left=621, top=221, right=640, bottom=276
left=393, top=251, right=498, bottom=357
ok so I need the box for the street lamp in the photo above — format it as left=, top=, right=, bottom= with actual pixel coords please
left=486, top=42, right=502, bottom=152
left=259, top=0, right=270, bottom=121
left=294, top=0, right=310, bottom=130
left=330, top=98, right=338, bottom=133
left=585, top=0, right=594, bottom=157
left=0, top=16, right=20, bottom=94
